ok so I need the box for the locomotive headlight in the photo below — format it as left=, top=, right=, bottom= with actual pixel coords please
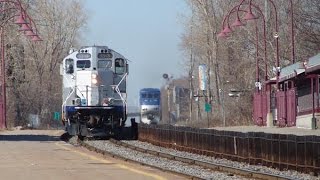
left=91, top=73, right=98, bottom=84
left=92, top=78, right=98, bottom=84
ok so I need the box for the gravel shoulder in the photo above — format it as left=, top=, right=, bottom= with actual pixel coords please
left=122, top=140, right=320, bottom=180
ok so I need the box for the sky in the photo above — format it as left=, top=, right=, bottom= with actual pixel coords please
left=84, top=0, right=190, bottom=106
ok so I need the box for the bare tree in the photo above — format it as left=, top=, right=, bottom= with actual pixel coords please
left=180, top=0, right=320, bottom=128
left=294, top=0, right=320, bottom=59
left=4, top=0, right=87, bottom=127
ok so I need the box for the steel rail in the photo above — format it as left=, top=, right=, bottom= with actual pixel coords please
left=77, top=139, right=204, bottom=180
left=108, top=139, right=294, bottom=180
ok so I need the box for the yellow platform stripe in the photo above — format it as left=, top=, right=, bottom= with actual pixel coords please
left=55, top=142, right=167, bottom=180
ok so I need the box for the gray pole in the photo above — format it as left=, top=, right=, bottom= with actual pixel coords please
left=265, top=0, right=268, bottom=21
left=167, top=85, right=170, bottom=124
left=220, top=88, right=226, bottom=127
left=189, top=4, right=194, bottom=123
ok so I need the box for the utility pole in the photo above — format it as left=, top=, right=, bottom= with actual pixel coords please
left=163, top=73, right=173, bottom=124
left=167, top=85, right=170, bottom=124
left=189, top=4, right=195, bottom=123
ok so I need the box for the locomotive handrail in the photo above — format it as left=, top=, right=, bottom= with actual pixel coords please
left=61, top=74, right=83, bottom=106
left=61, top=86, right=75, bottom=111
left=61, top=87, right=75, bottom=106
left=61, top=74, right=85, bottom=119
left=114, top=72, right=128, bottom=106
left=76, top=85, right=90, bottom=101
left=61, top=66, right=86, bottom=100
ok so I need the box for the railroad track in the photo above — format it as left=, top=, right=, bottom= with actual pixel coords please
left=77, top=139, right=203, bottom=180
left=77, top=138, right=294, bottom=180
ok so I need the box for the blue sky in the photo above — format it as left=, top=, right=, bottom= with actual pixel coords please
left=84, top=0, right=189, bottom=106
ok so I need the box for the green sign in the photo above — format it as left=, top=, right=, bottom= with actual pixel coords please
left=205, top=103, right=211, bottom=112
left=54, top=112, right=60, bottom=121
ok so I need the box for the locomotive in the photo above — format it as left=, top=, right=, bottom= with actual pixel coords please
left=60, top=45, right=129, bottom=138
left=139, top=88, right=161, bottom=124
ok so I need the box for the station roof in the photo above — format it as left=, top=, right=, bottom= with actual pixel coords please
left=279, top=62, right=304, bottom=82
left=305, top=53, right=320, bottom=73
left=278, top=53, right=320, bottom=82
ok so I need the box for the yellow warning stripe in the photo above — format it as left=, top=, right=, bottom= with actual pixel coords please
left=55, top=142, right=167, bottom=180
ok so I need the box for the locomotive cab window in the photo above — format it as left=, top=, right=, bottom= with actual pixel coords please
left=115, top=58, right=125, bottom=74
left=98, top=60, right=112, bottom=69
left=77, top=60, right=91, bottom=69
left=65, top=58, right=74, bottom=74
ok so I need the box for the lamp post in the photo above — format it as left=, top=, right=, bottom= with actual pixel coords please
left=218, top=1, right=278, bottom=126
left=225, top=0, right=296, bottom=87
left=218, top=3, right=267, bottom=88
left=246, top=0, right=295, bottom=65
left=246, top=0, right=280, bottom=89
left=289, top=0, right=295, bottom=64
left=0, top=0, right=42, bottom=129
left=219, top=0, right=296, bottom=126
left=220, top=0, right=296, bottom=81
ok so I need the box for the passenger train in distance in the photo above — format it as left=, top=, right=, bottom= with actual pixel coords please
left=139, top=88, right=161, bottom=124
left=60, top=45, right=129, bottom=139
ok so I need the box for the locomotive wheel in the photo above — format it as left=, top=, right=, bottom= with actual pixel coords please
left=78, top=135, right=85, bottom=141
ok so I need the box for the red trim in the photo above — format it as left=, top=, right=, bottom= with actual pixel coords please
left=306, top=65, right=320, bottom=73
left=298, top=108, right=320, bottom=116
left=265, top=79, right=276, bottom=85
left=306, top=74, right=318, bottom=78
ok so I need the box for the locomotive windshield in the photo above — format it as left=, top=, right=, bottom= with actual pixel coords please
left=65, top=58, right=74, bottom=74
left=98, top=60, right=112, bottom=69
left=115, top=58, right=125, bottom=74
left=153, top=93, right=160, bottom=99
left=77, top=60, right=91, bottom=68
left=141, top=92, right=160, bottom=99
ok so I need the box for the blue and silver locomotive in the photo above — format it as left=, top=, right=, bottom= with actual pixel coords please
left=60, top=45, right=128, bottom=138
left=139, top=88, right=161, bottom=124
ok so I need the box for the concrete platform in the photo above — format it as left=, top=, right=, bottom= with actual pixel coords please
left=213, top=126, right=320, bottom=136
left=0, top=130, right=186, bottom=180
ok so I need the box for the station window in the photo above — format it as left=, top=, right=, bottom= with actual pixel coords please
left=77, top=60, right=91, bottom=69
left=115, top=58, right=125, bottom=74
left=65, top=58, right=74, bottom=74
left=98, top=60, right=112, bottom=69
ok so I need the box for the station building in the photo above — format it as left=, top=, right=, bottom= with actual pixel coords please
left=253, top=53, right=320, bottom=129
